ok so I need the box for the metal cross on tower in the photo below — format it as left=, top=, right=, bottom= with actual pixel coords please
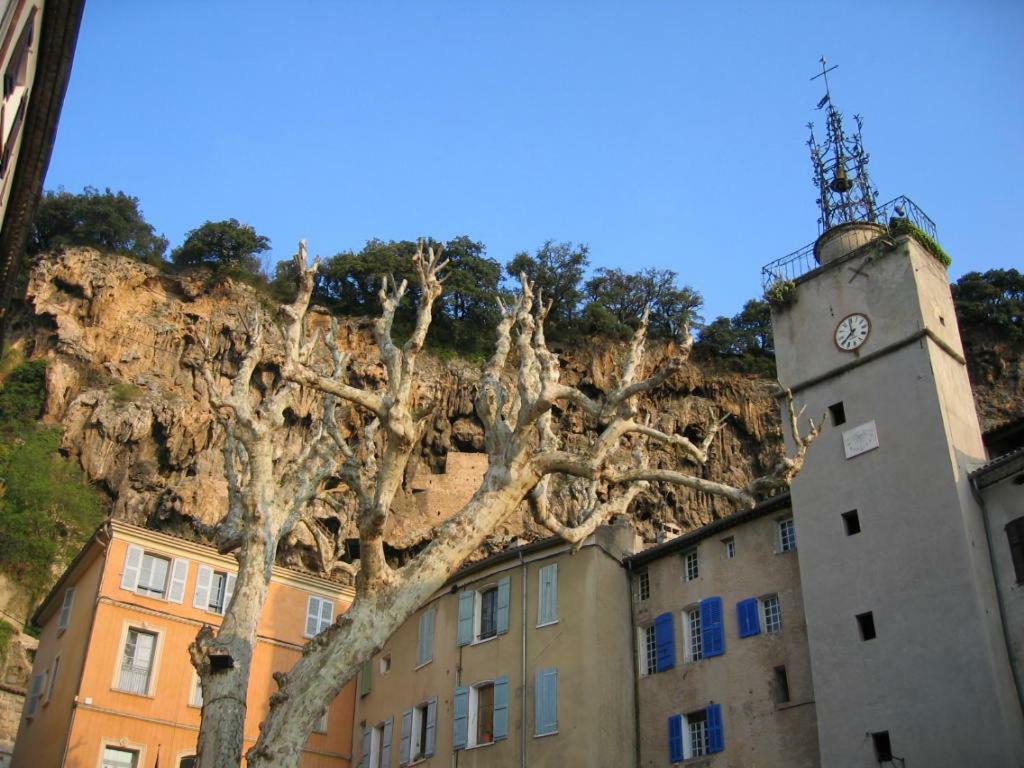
left=806, top=57, right=878, bottom=233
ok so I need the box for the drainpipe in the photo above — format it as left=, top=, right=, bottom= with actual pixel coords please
left=519, top=550, right=528, bottom=768
left=969, top=476, right=1024, bottom=717
left=626, top=560, right=642, bottom=768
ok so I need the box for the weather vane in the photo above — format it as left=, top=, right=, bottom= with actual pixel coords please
left=806, top=57, right=878, bottom=233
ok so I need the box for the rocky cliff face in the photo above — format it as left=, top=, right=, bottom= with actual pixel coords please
left=8, top=249, right=1019, bottom=577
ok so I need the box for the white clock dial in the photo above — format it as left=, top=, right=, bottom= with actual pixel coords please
left=834, top=313, right=870, bottom=351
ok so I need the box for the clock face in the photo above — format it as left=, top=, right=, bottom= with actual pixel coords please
left=834, top=313, right=870, bottom=351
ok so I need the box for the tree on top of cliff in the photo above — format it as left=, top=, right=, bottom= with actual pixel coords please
left=695, top=299, right=775, bottom=375
left=506, top=240, right=589, bottom=338
left=171, top=218, right=271, bottom=274
left=187, top=239, right=823, bottom=768
left=583, top=267, right=703, bottom=342
left=29, top=187, right=169, bottom=266
left=953, top=269, right=1024, bottom=342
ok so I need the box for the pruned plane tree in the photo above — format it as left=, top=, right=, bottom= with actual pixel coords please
left=188, top=239, right=822, bottom=768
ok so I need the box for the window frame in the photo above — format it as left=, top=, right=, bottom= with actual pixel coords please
left=304, top=594, right=335, bottom=638
left=1006, top=516, right=1024, bottom=584
left=188, top=672, right=203, bottom=709
left=137, top=552, right=172, bottom=598
left=101, top=745, right=141, bottom=768
left=636, top=570, right=650, bottom=602
left=762, top=594, right=782, bottom=634
left=687, top=710, right=709, bottom=759
left=114, top=625, right=160, bottom=697
left=683, top=549, right=699, bottom=581
left=416, top=607, right=435, bottom=668
left=44, top=654, right=61, bottom=704
left=408, top=698, right=437, bottom=760
left=58, top=587, right=75, bottom=632
left=638, top=623, right=658, bottom=676
left=468, top=681, right=496, bottom=748
left=684, top=606, right=703, bottom=662
left=476, top=585, right=499, bottom=641
left=536, top=562, right=558, bottom=627
left=723, top=537, right=735, bottom=559
left=778, top=517, right=797, bottom=553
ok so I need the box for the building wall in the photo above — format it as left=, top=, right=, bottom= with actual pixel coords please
left=13, top=524, right=357, bottom=768
left=774, top=237, right=1024, bottom=767
left=979, top=466, right=1024, bottom=709
left=352, top=525, right=636, bottom=768
left=632, top=508, right=819, bottom=768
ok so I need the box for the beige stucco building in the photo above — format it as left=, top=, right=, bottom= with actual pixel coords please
left=627, top=495, right=819, bottom=767
left=351, top=524, right=638, bottom=768
left=12, top=521, right=356, bottom=768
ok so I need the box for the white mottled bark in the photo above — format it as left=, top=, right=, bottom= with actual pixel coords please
left=190, top=243, right=349, bottom=768
left=239, top=248, right=822, bottom=768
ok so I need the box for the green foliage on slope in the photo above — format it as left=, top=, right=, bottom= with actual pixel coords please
left=0, top=362, right=106, bottom=598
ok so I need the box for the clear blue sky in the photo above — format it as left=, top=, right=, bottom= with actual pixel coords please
left=45, top=0, right=1024, bottom=321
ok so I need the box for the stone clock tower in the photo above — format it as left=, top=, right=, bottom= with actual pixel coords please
left=766, top=62, right=1024, bottom=768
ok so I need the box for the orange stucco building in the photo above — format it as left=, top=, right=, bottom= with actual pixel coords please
left=11, top=521, right=356, bottom=768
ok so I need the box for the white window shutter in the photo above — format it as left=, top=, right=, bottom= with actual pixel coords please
left=58, top=587, right=75, bottom=630
left=167, top=558, right=189, bottom=603
left=319, top=597, right=334, bottom=633
left=223, top=573, right=236, bottom=612
left=120, top=544, right=143, bottom=592
left=193, top=565, right=213, bottom=609
left=425, top=697, right=437, bottom=756
left=305, top=596, right=320, bottom=637
left=381, top=716, right=393, bottom=768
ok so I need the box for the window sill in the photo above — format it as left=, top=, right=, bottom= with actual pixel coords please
left=775, top=549, right=797, bottom=555
left=471, top=634, right=498, bottom=647
left=413, top=659, right=433, bottom=671
left=112, top=687, right=155, bottom=699
left=533, top=730, right=559, bottom=739
left=466, top=740, right=496, bottom=750
left=535, top=620, right=559, bottom=629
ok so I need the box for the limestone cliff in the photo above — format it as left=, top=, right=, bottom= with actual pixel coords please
left=7, top=249, right=1018, bottom=579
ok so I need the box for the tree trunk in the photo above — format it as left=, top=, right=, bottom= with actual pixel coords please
left=194, top=538, right=273, bottom=768
left=247, top=480, right=535, bottom=768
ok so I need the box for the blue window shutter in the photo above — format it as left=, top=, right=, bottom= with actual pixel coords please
left=453, top=686, right=469, bottom=750
left=535, top=667, right=558, bottom=735
left=418, top=608, right=435, bottom=665
left=493, top=675, right=510, bottom=740
left=399, top=708, right=413, bottom=766
left=359, top=727, right=371, bottom=768
left=538, top=563, right=558, bottom=625
left=737, top=598, right=760, bottom=638
left=701, top=597, right=725, bottom=657
left=496, top=576, right=511, bottom=635
left=654, top=611, right=676, bottom=671
left=668, top=714, right=684, bottom=762
left=707, top=703, right=725, bottom=753
left=457, top=591, right=474, bottom=646
left=425, top=697, right=438, bottom=756
left=381, top=716, right=393, bottom=767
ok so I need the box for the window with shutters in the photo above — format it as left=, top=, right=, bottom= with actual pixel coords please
left=471, top=683, right=495, bottom=746
left=639, top=623, right=658, bottom=676
left=537, top=563, right=558, bottom=626
left=403, top=697, right=437, bottom=762
left=304, top=595, right=334, bottom=638
left=117, top=628, right=158, bottom=695
left=637, top=570, right=650, bottom=602
left=671, top=705, right=725, bottom=759
left=762, top=594, right=782, bottom=633
left=478, top=587, right=498, bottom=639
left=138, top=553, right=171, bottom=597
left=58, top=588, right=75, bottom=632
left=121, top=545, right=189, bottom=604
left=24, top=673, right=43, bottom=718
left=685, top=607, right=703, bottom=661
left=416, top=607, right=435, bottom=667
left=193, top=566, right=235, bottom=615
left=102, top=747, right=139, bottom=768
left=365, top=720, right=390, bottom=768
left=1007, top=517, right=1024, bottom=583
left=44, top=655, right=60, bottom=704
left=534, top=667, right=558, bottom=736
left=737, top=597, right=761, bottom=638
left=457, top=576, right=511, bottom=646
left=778, top=518, right=797, bottom=552
left=684, top=549, right=699, bottom=581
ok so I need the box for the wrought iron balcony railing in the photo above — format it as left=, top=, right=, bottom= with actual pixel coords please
left=761, top=196, right=935, bottom=289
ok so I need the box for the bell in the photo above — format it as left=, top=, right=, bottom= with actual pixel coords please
left=830, top=165, right=853, bottom=193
